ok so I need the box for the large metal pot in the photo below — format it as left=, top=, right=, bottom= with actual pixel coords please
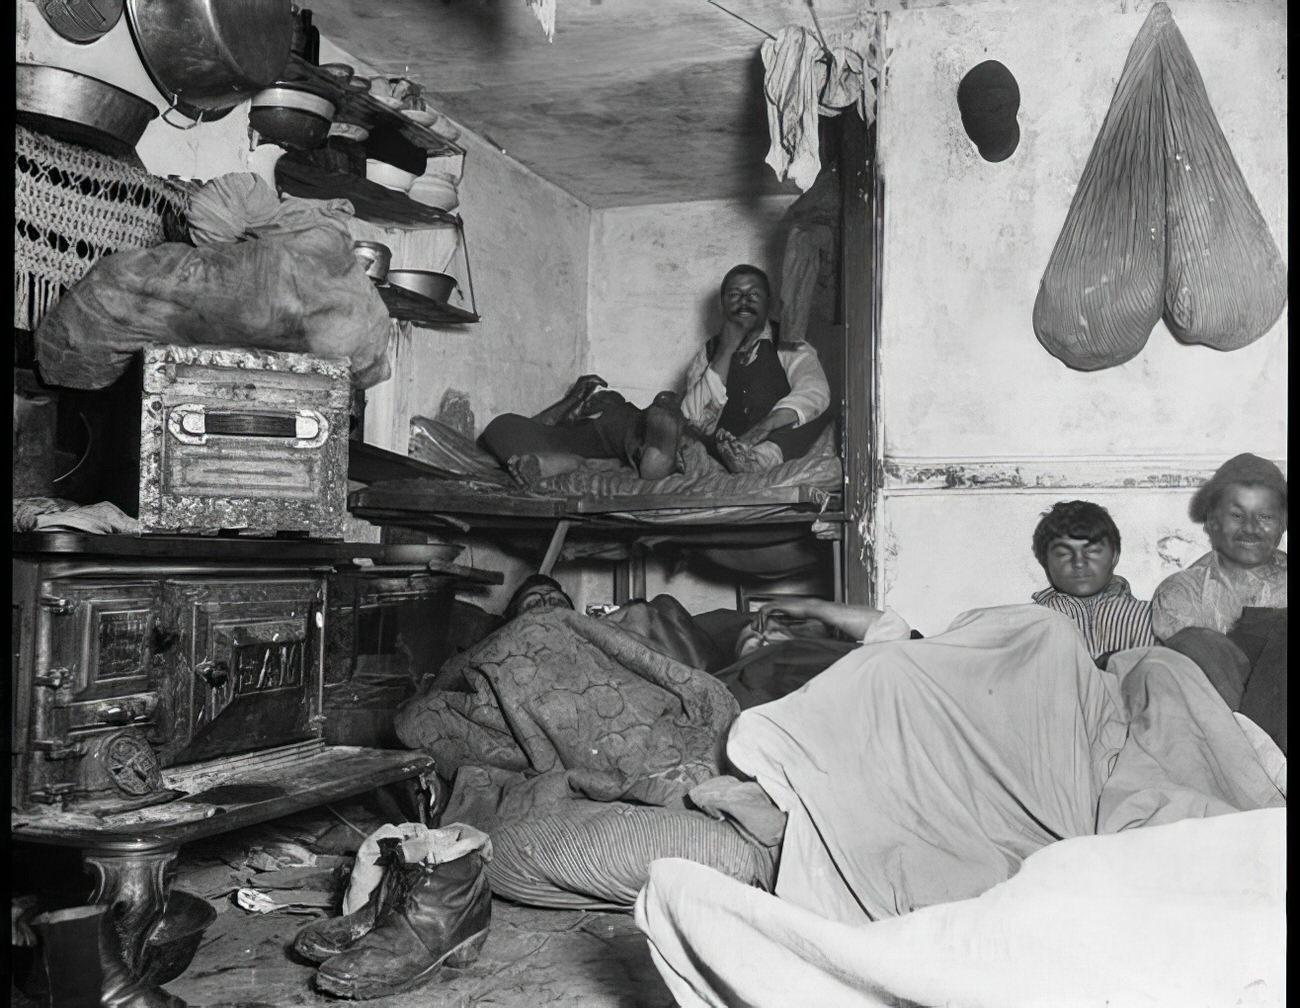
left=124, top=0, right=294, bottom=123
left=16, top=64, right=159, bottom=158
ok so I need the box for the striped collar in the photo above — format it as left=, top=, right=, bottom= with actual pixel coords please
left=1032, top=575, right=1134, bottom=607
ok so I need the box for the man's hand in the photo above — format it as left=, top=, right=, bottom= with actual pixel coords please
left=566, top=374, right=608, bottom=400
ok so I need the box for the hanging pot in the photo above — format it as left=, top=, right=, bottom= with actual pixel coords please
left=124, top=0, right=295, bottom=125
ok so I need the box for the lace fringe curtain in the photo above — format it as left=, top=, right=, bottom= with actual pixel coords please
left=14, top=124, right=191, bottom=333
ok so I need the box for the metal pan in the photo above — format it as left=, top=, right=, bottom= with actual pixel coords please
left=17, top=64, right=159, bottom=158
left=124, top=0, right=294, bottom=124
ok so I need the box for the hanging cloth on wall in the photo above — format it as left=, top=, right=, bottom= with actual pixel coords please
left=14, top=124, right=190, bottom=334
left=761, top=24, right=883, bottom=192
left=1033, top=2, right=1287, bottom=372
left=525, top=0, right=556, bottom=42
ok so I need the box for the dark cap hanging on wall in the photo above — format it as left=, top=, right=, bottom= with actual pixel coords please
left=957, top=60, right=1021, bottom=163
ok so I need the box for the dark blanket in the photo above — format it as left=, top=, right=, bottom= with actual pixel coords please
left=1164, top=606, right=1287, bottom=754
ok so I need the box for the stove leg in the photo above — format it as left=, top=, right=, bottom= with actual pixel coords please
left=82, top=847, right=178, bottom=976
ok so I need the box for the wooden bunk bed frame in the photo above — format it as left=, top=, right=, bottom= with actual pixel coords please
left=348, top=444, right=846, bottom=601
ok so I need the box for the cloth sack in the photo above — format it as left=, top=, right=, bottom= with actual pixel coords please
left=1033, top=3, right=1286, bottom=371
left=36, top=173, right=391, bottom=390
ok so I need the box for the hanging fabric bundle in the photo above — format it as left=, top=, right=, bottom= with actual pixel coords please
left=1033, top=3, right=1286, bottom=371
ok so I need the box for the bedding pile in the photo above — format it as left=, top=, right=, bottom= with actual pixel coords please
left=406, top=414, right=843, bottom=504
left=635, top=604, right=1286, bottom=1006
left=394, top=607, right=761, bottom=908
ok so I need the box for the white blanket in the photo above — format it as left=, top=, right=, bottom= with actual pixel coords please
left=636, top=605, right=1285, bottom=1006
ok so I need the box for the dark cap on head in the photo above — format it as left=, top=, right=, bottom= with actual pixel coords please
left=1189, top=453, right=1287, bottom=523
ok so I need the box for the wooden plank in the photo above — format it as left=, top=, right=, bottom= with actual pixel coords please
left=841, top=111, right=879, bottom=607
left=11, top=747, right=436, bottom=848
left=282, top=55, right=465, bottom=158
left=349, top=484, right=574, bottom=518
left=573, top=486, right=836, bottom=514
left=348, top=441, right=466, bottom=483
left=378, top=282, right=479, bottom=326
left=11, top=533, right=384, bottom=562
left=275, top=160, right=460, bottom=229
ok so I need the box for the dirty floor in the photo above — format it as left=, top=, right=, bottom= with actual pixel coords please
left=13, top=798, right=678, bottom=1008
left=167, top=898, right=676, bottom=1008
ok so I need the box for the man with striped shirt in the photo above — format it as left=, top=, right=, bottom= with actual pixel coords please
left=1030, top=500, right=1157, bottom=666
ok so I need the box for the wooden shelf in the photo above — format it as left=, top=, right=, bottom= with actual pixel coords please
left=281, top=55, right=464, bottom=158
left=275, top=159, right=460, bottom=229
left=377, top=282, right=479, bottom=326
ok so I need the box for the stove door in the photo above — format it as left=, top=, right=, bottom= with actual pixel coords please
left=160, top=577, right=323, bottom=767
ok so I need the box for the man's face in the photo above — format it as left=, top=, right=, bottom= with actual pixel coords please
left=1044, top=536, right=1119, bottom=598
left=1206, top=484, right=1286, bottom=570
left=721, top=273, right=770, bottom=331
left=514, top=584, right=573, bottom=616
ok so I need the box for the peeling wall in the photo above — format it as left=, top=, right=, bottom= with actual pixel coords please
left=874, top=0, right=1288, bottom=631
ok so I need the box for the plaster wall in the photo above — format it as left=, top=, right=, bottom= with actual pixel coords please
left=583, top=197, right=827, bottom=615
left=873, top=0, right=1288, bottom=631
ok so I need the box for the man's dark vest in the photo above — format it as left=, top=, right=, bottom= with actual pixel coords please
left=708, top=331, right=835, bottom=461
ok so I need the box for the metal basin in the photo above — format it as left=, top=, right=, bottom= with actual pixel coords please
left=386, top=269, right=457, bottom=304
left=16, top=64, right=159, bottom=158
left=352, top=241, right=392, bottom=283
left=249, top=86, right=335, bottom=150
left=125, top=0, right=294, bottom=122
left=139, top=890, right=218, bottom=986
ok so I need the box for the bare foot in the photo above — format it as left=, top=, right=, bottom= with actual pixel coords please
left=636, top=404, right=685, bottom=479
left=714, top=430, right=763, bottom=474
left=507, top=453, right=544, bottom=487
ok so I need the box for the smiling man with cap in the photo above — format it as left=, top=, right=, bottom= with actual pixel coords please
left=1151, top=453, right=1287, bottom=640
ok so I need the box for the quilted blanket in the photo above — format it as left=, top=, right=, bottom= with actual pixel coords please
left=394, top=607, right=740, bottom=832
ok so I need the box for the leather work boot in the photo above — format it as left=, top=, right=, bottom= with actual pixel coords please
left=293, top=837, right=407, bottom=964
left=32, top=904, right=187, bottom=1008
left=314, top=850, right=491, bottom=1000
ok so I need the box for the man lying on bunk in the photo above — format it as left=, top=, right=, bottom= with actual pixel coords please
left=680, top=263, right=835, bottom=474
left=479, top=374, right=687, bottom=485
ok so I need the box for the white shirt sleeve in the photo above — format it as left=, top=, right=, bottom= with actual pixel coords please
left=772, top=343, right=831, bottom=426
left=681, top=346, right=726, bottom=434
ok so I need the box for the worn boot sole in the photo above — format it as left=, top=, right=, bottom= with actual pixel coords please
left=314, top=928, right=489, bottom=1000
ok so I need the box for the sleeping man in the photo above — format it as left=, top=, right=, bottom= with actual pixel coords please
left=680, top=264, right=835, bottom=473
left=1029, top=499, right=1156, bottom=666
